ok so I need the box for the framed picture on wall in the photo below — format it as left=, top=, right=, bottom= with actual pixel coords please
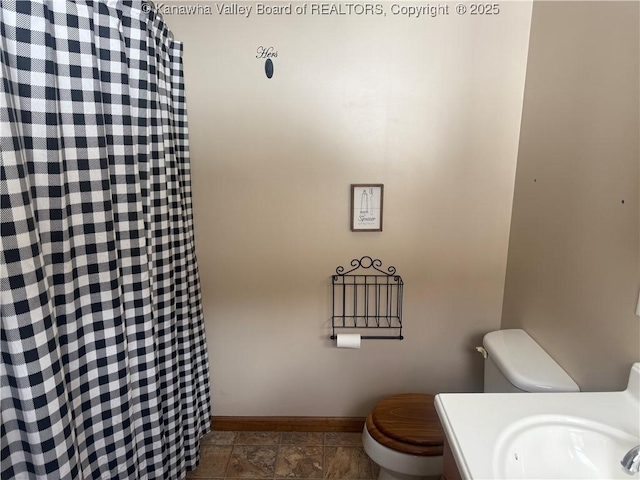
left=351, top=184, right=384, bottom=232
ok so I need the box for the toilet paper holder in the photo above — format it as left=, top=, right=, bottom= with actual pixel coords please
left=330, top=256, right=404, bottom=340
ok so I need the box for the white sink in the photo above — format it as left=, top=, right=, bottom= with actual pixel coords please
left=493, top=415, right=639, bottom=479
left=435, top=363, right=640, bottom=480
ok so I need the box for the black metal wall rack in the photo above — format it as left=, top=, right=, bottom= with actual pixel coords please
left=331, top=256, right=404, bottom=340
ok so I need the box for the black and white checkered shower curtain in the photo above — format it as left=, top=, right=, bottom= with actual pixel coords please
left=0, top=1, right=211, bottom=478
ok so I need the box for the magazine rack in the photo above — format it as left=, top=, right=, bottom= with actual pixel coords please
left=331, top=256, right=403, bottom=340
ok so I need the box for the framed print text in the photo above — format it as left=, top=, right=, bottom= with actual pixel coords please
left=351, top=184, right=383, bottom=232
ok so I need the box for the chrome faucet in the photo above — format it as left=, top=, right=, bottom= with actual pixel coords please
left=621, top=445, right=640, bottom=474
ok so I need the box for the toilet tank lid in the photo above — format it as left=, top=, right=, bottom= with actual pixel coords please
left=483, top=329, right=580, bottom=392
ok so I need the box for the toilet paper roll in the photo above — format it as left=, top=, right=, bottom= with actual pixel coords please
left=336, top=334, right=361, bottom=349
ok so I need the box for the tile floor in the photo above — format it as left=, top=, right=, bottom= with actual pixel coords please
left=186, top=431, right=381, bottom=480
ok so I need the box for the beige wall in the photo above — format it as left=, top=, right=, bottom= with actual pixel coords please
left=166, top=3, right=533, bottom=415
left=501, top=1, right=640, bottom=391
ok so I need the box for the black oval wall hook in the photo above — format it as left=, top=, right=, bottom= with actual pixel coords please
left=265, top=58, right=274, bottom=79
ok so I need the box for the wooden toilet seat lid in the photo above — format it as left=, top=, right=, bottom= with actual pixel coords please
left=369, top=393, right=444, bottom=450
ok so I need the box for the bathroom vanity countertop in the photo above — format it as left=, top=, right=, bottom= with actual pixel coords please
left=434, top=363, right=640, bottom=480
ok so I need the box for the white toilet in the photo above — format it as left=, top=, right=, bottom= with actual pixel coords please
left=362, top=329, right=580, bottom=480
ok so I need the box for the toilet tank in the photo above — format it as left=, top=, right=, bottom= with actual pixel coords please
left=482, top=329, right=580, bottom=393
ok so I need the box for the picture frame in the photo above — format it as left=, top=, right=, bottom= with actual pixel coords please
left=350, top=184, right=384, bottom=232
